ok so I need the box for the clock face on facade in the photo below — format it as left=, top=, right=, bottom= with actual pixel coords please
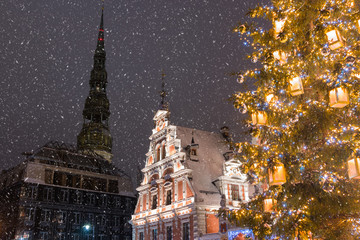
left=156, top=118, right=166, bottom=132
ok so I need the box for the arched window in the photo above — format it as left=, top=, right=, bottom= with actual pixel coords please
left=161, top=142, right=166, bottom=160
left=156, top=145, right=161, bottom=162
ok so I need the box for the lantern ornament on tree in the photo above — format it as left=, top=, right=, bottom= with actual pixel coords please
left=325, top=28, right=343, bottom=50
left=264, top=198, right=277, bottom=212
left=329, top=86, right=349, bottom=108
left=251, top=111, right=267, bottom=125
left=274, top=19, right=285, bottom=37
left=269, top=163, right=286, bottom=185
left=273, top=51, right=288, bottom=65
left=357, top=19, right=360, bottom=32
left=266, top=93, right=278, bottom=104
left=347, top=156, right=360, bottom=179
left=289, top=76, right=304, bottom=96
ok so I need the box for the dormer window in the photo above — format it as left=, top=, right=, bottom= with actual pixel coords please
left=191, top=149, right=197, bottom=156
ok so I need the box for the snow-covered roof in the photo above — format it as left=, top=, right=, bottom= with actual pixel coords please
left=176, top=126, right=231, bottom=206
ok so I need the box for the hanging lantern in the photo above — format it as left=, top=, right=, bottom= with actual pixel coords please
left=264, top=198, right=277, bottom=212
left=269, top=163, right=286, bottom=185
left=348, top=157, right=360, bottom=179
left=265, top=93, right=278, bottom=104
left=289, top=77, right=304, bottom=96
left=329, top=87, right=349, bottom=108
left=325, top=29, right=343, bottom=50
left=273, top=51, right=287, bottom=65
left=274, top=19, right=285, bottom=36
left=251, top=111, right=267, bottom=125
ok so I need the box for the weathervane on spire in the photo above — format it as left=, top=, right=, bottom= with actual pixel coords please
left=160, top=70, right=168, bottom=110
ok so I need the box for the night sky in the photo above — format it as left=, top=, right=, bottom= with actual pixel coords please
left=1, top=0, right=268, bottom=177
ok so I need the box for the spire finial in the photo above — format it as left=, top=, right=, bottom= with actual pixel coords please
left=96, top=1, right=105, bottom=53
left=191, top=130, right=195, bottom=144
left=160, top=70, right=168, bottom=110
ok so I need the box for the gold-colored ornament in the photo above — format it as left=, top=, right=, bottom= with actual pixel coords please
left=348, top=157, right=360, bottom=179
left=279, top=33, right=288, bottom=43
left=289, top=76, right=304, bottom=96
left=269, top=163, right=286, bottom=185
left=321, top=9, right=330, bottom=19
left=325, top=29, right=343, bottom=50
left=357, top=19, right=360, bottom=33
left=239, top=24, right=246, bottom=34
left=264, top=198, right=277, bottom=212
left=251, top=111, right=267, bottom=125
left=329, top=87, right=349, bottom=108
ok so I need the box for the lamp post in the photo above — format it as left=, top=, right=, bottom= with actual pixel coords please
left=83, top=223, right=95, bottom=240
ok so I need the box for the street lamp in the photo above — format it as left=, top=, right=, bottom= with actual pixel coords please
left=83, top=223, right=95, bottom=239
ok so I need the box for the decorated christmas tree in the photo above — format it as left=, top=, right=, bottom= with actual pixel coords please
left=227, top=0, right=360, bottom=239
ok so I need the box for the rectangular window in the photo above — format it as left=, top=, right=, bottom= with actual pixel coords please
left=166, top=190, right=172, bottom=205
left=152, top=229, right=157, bottom=240
left=74, top=191, right=82, bottom=204
left=183, top=222, right=190, bottom=240
left=26, top=185, right=38, bottom=199
left=74, top=212, right=81, bottom=225
left=231, top=184, right=239, bottom=201
left=41, top=209, right=51, bottom=222
left=60, top=189, right=69, bottom=202
left=57, top=211, right=66, bottom=224
left=115, top=197, right=121, bottom=208
left=43, top=187, right=52, bottom=201
left=100, top=215, right=106, bottom=226
left=88, top=193, right=95, bottom=205
left=87, top=213, right=94, bottom=224
left=100, top=194, right=107, bottom=207
left=166, top=226, right=172, bottom=240
left=45, top=169, right=53, bottom=184
left=25, top=208, right=35, bottom=221
left=71, top=233, right=80, bottom=240
left=152, top=195, right=157, bottom=210
left=139, top=232, right=144, bottom=240
left=114, top=216, right=120, bottom=227
left=59, top=233, right=66, bottom=240
left=40, top=232, right=49, bottom=240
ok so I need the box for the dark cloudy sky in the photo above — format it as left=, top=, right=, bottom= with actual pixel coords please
left=0, top=0, right=267, bottom=175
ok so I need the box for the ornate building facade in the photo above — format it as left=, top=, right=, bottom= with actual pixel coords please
left=0, top=7, right=135, bottom=240
left=131, top=95, right=257, bottom=239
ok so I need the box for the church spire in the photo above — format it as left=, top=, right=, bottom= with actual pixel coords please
left=160, top=70, right=168, bottom=110
left=77, top=5, right=113, bottom=162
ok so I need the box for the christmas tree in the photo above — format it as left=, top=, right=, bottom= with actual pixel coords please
left=228, top=0, right=360, bottom=239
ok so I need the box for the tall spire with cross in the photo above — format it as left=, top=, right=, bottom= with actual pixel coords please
left=77, top=3, right=113, bottom=162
